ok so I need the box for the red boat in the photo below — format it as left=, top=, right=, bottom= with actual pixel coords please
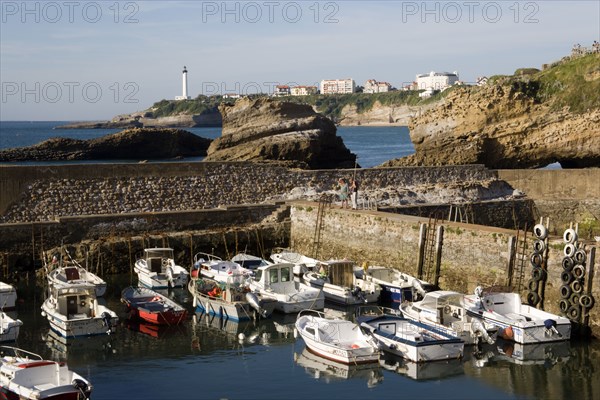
left=121, top=286, right=187, bottom=326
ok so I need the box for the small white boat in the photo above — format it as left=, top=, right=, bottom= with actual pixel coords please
left=230, top=252, right=271, bottom=271
left=0, top=311, right=22, bottom=342
left=41, top=282, right=118, bottom=338
left=0, top=282, right=17, bottom=311
left=191, top=252, right=253, bottom=284
left=401, top=291, right=495, bottom=345
left=188, top=275, right=277, bottom=321
left=46, top=253, right=107, bottom=297
left=356, top=264, right=435, bottom=304
left=303, top=260, right=381, bottom=305
left=295, top=309, right=379, bottom=365
left=0, top=345, right=93, bottom=400
left=270, top=248, right=320, bottom=276
left=356, top=306, right=464, bottom=363
left=134, top=248, right=190, bottom=289
left=248, top=263, right=325, bottom=313
left=464, top=287, right=571, bottom=344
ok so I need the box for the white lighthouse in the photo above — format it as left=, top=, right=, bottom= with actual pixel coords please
left=175, top=66, right=191, bottom=100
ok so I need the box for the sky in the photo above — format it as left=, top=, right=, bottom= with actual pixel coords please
left=1, top=0, right=599, bottom=121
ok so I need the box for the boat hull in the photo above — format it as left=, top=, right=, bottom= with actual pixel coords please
left=0, top=283, right=17, bottom=311
left=194, top=296, right=269, bottom=321
left=41, top=302, right=117, bottom=339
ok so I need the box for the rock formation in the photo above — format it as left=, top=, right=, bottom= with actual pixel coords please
left=0, top=128, right=212, bottom=161
left=204, top=97, right=357, bottom=169
left=383, top=54, right=600, bottom=169
left=338, top=101, right=439, bottom=126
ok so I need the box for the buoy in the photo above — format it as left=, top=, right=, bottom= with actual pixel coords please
left=502, top=326, right=514, bottom=340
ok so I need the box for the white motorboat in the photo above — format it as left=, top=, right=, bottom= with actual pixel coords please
left=356, top=264, right=435, bottom=304
left=464, top=287, right=571, bottom=344
left=0, top=345, right=92, bottom=400
left=134, top=248, right=190, bottom=289
left=46, top=253, right=107, bottom=297
left=230, top=252, right=271, bottom=271
left=303, top=260, right=380, bottom=305
left=356, top=306, right=464, bottom=363
left=41, top=281, right=118, bottom=338
left=0, top=282, right=17, bottom=311
left=0, top=311, right=22, bottom=343
left=248, top=263, right=324, bottom=313
left=188, top=275, right=277, bottom=321
left=191, top=252, right=253, bottom=284
left=401, top=290, right=496, bottom=345
left=295, top=309, right=380, bottom=365
left=270, top=248, right=320, bottom=276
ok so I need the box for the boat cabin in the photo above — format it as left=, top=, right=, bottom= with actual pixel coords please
left=317, top=261, right=354, bottom=287
left=49, top=283, right=97, bottom=319
left=143, top=248, right=175, bottom=273
left=254, top=263, right=295, bottom=293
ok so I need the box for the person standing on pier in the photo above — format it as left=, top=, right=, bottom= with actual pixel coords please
left=338, top=178, right=349, bottom=209
left=350, top=179, right=359, bottom=210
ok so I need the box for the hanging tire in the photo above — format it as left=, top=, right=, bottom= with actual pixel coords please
left=562, top=257, right=574, bottom=272
left=573, top=264, right=586, bottom=280
left=526, top=291, right=540, bottom=306
left=533, top=224, right=548, bottom=240
left=574, top=249, right=587, bottom=265
left=559, top=299, right=570, bottom=313
left=530, top=253, right=543, bottom=268
left=564, top=244, right=576, bottom=258
left=570, top=280, right=583, bottom=294
left=532, top=267, right=546, bottom=282
left=527, top=279, right=539, bottom=292
left=566, top=305, right=581, bottom=320
left=561, top=271, right=574, bottom=284
left=563, top=228, right=578, bottom=244
left=560, top=284, right=572, bottom=299
left=579, top=294, right=595, bottom=309
left=533, top=239, right=546, bottom=254
left=569, top=293, right=580, bottom=306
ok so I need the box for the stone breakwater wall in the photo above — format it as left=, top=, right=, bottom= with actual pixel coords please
left=288, top=203, right=600, bottom=337
left=0, top=163, right=502, bottom=223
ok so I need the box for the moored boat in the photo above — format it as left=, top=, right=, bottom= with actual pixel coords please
left=248, top=263, right=325, bottom=313
left=463, top=287, right=571, bottom=344
left=134, top=248, right=190, bottom=289
left=121, top=286, right=187, bottom=325
left=0, top=345, right=92, bottom=400
left=41, top=282, right=118, bottom=338
left=295, top=309, right=379, bottom=365
left=230, top=252, right=271, bottom=271
left=356, top=306, right=464, bottom=363
left=45, top=253, right=107, bottom=297
left=0, top=311, right=22, bottom=343
left=192, top=252, right=253, bottom=283
left=270, top=248, right=320, bottom=277
left=400, top=290, right=496, bottom=345
left=0, top=282, right=17, bottom=311
left=188, top=275, right=276, bottom=321
left=356, top=264, right=435, bottom=304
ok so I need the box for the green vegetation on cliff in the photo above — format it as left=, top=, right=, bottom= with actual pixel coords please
left=149, top=95, right=222, bottom=118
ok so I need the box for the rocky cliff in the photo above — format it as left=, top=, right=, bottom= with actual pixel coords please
left=0, top=128, right=212, bottom=161
left=383, top=53, right=600, bottom=169
left=204, top=97, right=357, bottom=169
left=338, top=101, right=439, bottom=126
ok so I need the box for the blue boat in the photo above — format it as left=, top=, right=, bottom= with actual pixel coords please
left=354, top=265, right=436, bottom=304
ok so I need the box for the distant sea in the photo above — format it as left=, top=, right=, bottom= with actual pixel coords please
left=0, top=121, right=414, bottom=168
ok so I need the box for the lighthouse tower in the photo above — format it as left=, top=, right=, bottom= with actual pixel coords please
left=175, top=66, right=191, bottom=100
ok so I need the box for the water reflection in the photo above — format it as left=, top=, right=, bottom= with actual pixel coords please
left=379, top=352, right=465, bottom=381
left=294, top=347, right=383, bottom=387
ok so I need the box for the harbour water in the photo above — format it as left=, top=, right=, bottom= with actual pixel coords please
left=0, top=121, right=414, bottom=168
left=9, top=274, right=600, bottom=400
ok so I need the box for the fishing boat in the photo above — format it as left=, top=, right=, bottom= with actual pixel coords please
left=400, top=290, right=496, bottom=345
left=295, top=309, right=379, bottom=365
left=355, top=264, right=435, bottom=304
left=41, top=281, right=118, bottom=338
left=270, top=248, right=320, bottom=277
left=303, top=260, right=381, bottom=305
left=463, top=287, right=571, bottom=344
left=0, top=282, right=17, bottom=311
left=0, top=345, right=92, bottom=400
left=248, top=263, right=325, bottom=313
left=356, top=306, right=464, bottom=363
left=188, top=275, right=276, bottom=321
left=134, top=248, right=190, bottom=289
left=191, top=252, right=253, bottom=283
left=121, top=286, right=187, bottom=325
left=45, top=254, right=107, bottom=297
left=0, top=311, right=22, bottom=342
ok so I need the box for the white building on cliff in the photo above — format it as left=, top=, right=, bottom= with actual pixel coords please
left=415, top=71, right=459, bottom=91
left=364, top=79, right=392, bottom=93
left=320, top=78, right=355, bottom=94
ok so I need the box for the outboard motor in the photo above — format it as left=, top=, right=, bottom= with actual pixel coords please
left=472, top=320, right=495, bottom=345
left=101, top=312, right=113, bottom=334
left=72, top=378, right=92, bottom=400
left=351, top=287, right=367, bottom=303
left=544, top=319, right=561, bottom=337
left=246, top=292, right=265, bottom=318
left=412, top=280, right=426, bottom=298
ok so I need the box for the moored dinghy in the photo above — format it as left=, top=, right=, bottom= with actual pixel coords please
left=0, top=311, right=22, bottom=343
left=356, top=264, right=436, bottom=304
left=356, top=306, right=464, bottom=363
left=121, top=286, right=188, bottom=326
left=0, top=345, right=93, bottom=400
left=295, top=309, right=379, bottom=365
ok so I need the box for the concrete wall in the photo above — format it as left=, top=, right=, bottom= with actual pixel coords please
left=288, top=202, right=600, bottom=337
